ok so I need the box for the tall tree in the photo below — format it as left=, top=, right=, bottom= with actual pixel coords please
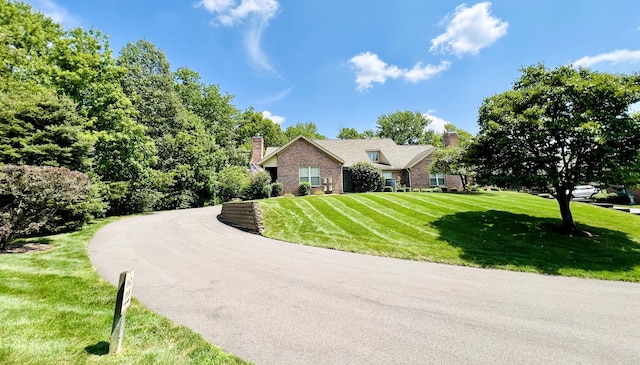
left=284, top=122, right=326, bottom=140
left=337, top=127, right=367, bottom=139
left=376, top=110, right=432, bottom=145
left=468, top=64, right=640, bottom=233
left=236, top=108, right=287, bottom=148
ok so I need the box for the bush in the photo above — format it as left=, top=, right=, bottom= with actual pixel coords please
left=217, top=166, right=250, bottom=202
left=420, top=189, right=429, bottom=192
left=450, top=188, right=459, bottom=193
left=350, top=162, right=384, bottom=192
left=439, top=185, right=448, bottom=192
left=0, top=165, right=105, bottom=250
left=412, top=188, right=420, bottom=192
left=592, top=191, right=630, bottom=204
left=271, top=181, right=284, bottom=197
left=242, top=171, right=272, bottom=200
left=383, top=186, right=393, bottom=192
left=432, top=187, right=442, bottom=193
left=298, top=182, right=311, bottom=196
left=396, top=187, right=405, bottom=192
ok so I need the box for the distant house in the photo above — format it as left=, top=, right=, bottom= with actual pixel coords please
left=251, top=133, right=462, bottom=195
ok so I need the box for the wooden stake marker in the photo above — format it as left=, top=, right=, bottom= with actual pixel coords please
left=109, top=270, right=134, bottom=354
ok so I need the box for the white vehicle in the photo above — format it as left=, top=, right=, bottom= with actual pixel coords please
left=571, top=185, right=599, bottom=199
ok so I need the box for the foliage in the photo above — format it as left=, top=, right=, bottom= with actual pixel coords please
left=271, top=181, right=284, bottom=197
left=259, top=192, right=640, bottom=281
left=396, top=187, right=405, bottom=192
left=337, top=127, right=368, bottom=139
left=350, top=161, right=384, bottom=192
left=383, top=186, right=394, bottom=192
left=235, top=108, right=287, bottom=148
left=285, top=122, right=327, bottom=141
left=217, top=166, right=249, bottom=202
left=298, top=182, right=311, bottom=196
left=0, top=165, right=104, bottom=250
left=468, top=64, right=640, bottom=232
left=376, top=110, right=432, bottom=145
left=431, top=145, right=474, bottom=191
left=242, top=171, right=272, bottom=200
left=592, top=191, right=631, bottom=204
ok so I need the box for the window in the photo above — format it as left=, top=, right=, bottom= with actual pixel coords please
left=299, top=166, right=320, bottom=186
left=367, top=151, right=379, bottom=162
left=429, top=173, right=445, bottom=186
left=382, top=172, right=393, bottom=179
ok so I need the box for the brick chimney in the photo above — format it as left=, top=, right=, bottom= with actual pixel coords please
left=251, top=136, right=264, bottom=164
left=443, top=131, right=458, bottom=148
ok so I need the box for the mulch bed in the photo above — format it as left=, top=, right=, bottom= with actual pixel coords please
left=1, top=242, right=54, bottom=254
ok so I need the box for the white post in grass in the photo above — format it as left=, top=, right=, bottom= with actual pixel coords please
left=109, top=270, right=134, bottom=354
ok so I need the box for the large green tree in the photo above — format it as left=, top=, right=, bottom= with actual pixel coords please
left=468, top=64, right=640, bottom=233
left=376, top=110, right=432, bottom=145
left=236, top=108, right=287, bottom=148
left=284, top=122, right=326, bottom=140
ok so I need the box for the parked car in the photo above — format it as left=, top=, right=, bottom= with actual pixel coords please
left=570, top=185, right=599, bottom=199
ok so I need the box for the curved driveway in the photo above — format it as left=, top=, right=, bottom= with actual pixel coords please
left=89, top=206, right=640, bottom=364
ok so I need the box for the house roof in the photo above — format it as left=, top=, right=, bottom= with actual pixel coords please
left=260, top=136, right=436, bottom=170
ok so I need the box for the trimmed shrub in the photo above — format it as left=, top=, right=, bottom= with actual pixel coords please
left=271, top=181, right=284, bottom=197
left=350, top=162, right=384, bottom=192
left=432, top=187, right=442, bottom=193
left=420, top=188, right=429, bottom=192
left=439, top=185, right=448, bottom=192
left=217, top=166, right=250, bottom=202
left=0, top=165, right=105, bottom=250
left=412, top=188, right=420, bottom=192
left=242, top=171, right=272, bottom=200
left=298, top=182, right=311, bottom=196
left=396, top=187, right=405, bottom=192
left=450, top=188, right=459, bottom=193
left=592, top=191, right=630, bottom=204
left=383, top=186, right=393, bottom=192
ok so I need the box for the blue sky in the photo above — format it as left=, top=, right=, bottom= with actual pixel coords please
left=24, top=0, right=640, bottom=137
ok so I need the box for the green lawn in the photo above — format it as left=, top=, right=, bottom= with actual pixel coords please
left=259, top=191, right=640, bottom=281
left=0, top=219, right=247, bottom=365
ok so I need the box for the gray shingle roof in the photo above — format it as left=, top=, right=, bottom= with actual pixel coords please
left=261, top=136, right=436, bottom=170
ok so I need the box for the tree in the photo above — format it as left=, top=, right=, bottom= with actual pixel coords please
left=337, top=127, right=366, bottom=139
left=431, top=146, right=473, bottom=191
left=376, top=110, right=432, bottom=145
left=443, top=123, right=474, bottom=147
left=284, top=122, right=327, bottom=140
left=467, top=64, right=640, bottom=233
left=236, top=108, right=287, bottom=148
left=350, top=162, right=384, bottom=192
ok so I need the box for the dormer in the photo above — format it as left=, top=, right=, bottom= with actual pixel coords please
left=366, top=150, right=389, bottom=165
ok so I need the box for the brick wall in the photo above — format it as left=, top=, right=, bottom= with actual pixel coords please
left=251, top=136, right=264, bottom=164
left=276, top=139, right=343, bottom=195
left=410, top=156, right=434, bottom=189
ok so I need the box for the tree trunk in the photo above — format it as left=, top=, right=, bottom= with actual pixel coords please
left=555, top=188, right=577, bottom=233
left=459, top=174, right=467, bottom=191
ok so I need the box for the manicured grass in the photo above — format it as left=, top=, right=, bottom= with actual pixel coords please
left=0, top=219, right=246, bottom=365
left=259, top=191, right=640, bottom=281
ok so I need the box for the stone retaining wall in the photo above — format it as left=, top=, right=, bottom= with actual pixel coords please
left=219, top=201, right=264, bottom=234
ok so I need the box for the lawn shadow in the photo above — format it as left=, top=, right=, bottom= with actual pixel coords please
left=430, top=210, right=640, bottom=275
left=1, top=238, right=54, bottom=254
left=84, top=341, right=109, bottom=356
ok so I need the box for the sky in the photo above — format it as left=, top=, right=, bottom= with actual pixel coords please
left=22, top=0, right=640, bottom=138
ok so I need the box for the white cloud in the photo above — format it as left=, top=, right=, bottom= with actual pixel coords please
left=349, top=52, right=449, bottom=91
left=572, top=49, right=640, bottom=68
left=430, top=2, right=508, bottom=57
left=197, top=0, right=279, bottom=73
left=262, top=110, right=285, bottom=124
left=31, top=0, right=80, bottom=27
left=404, top=61, right=451, bottom=83
left=423, top=111, right=451, bottom=133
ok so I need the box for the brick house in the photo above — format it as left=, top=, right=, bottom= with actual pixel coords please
left=252, top=133, right=463, bottom=195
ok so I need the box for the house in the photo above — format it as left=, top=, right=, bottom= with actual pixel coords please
left=251, top=132, right=462, bottom=195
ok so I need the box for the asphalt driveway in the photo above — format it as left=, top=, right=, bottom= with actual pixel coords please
left=89, top=206, right=640, bottom=364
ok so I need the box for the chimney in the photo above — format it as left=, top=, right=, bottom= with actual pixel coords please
left=251, top=136, right=264, bottom=164
left=443, top=131, right=458, bottom=148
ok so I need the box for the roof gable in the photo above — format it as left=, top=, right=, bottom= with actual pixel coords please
left=259, top=135, right=344, bottom=165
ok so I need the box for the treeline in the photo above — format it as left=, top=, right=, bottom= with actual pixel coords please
left=0, top=1, right=314, bottom=216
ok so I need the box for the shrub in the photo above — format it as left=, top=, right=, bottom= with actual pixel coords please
left=217, top=166, right=250, bottom=202
left=383, top=186, right=393, bottom=192
left=450, top=188, right=459, bottom=193
left=396, top=187, right=405, bottom=192
left=0, top=165, right=105, bottom=251
left=298, top=182, right=311, bottom=196
left=439, top=185, right=448, bottom=192
left=242, top=171, right=272, bottom=200
left=412, top=188, right=420, bottom=192
left=271, top=181, right=284, bottom=197
left=592, top=191, right=630, bottom=204
left=350, top=162, right=384, bottom=192
left=420, top=189, right=429, bottom=192
left=432, top=187, right=442, bottom=193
